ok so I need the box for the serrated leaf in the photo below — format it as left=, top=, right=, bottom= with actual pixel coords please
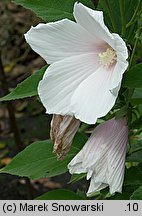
left=0, top=133, right=87, bottom=179
left=123, top=63, right=142, bottom=88
left=35, top=189, right=84, bottom=200
left=12, top=0, right=94, bottom=22
left=130, top=185, right=142, bottom=200
left=0, top=66, right=47, bottom=101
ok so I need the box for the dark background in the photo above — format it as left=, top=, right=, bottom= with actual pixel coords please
left=0, top=0, right=88, bottom=200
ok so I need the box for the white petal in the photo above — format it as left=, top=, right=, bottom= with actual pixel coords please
left=110, top=60, right=128, bottom=89
left=25, top=19, right=98, bottom=64
left=73, top=2, right=115, bottom=48
left=71, top=67, right=120, bottom=124
left=68, top=150, right=87, bottom=174
left=87, top=123, right=128, bottom=195
left=68, top=117, right=128, bottom=196
left=113, top=33, right=128, bottom=61
left=109, top=33, right=128, bottom=88
left=38, top=53, right=100, bottom=115
left=88, top=179, right=108, bottom=195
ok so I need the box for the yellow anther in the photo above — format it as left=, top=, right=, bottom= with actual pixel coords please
left=99, top=48, right=117, bottom=68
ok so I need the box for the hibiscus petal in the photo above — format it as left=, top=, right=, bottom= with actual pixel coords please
left=68, top=117, right=128, bottom=196
left=71, top=67, right=120, bottom=124
left=110, top=60, right=128, bottom=89
left=87, top=121, right=128, bottom=195
left=113, top=33, right=128, bottom=61
left=38, top=53, right=100, bottom=115
left=109, top=33, right=128, bottom=88
left=73, top=2, right=115, bottom=48
left=25, top=19, right=97, bottom=64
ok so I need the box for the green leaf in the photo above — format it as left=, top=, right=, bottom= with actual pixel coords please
left=126, top=150, right=142, bottom=163
left=68, top=173, right=86, bottom=184
left=124, top=167, right=142, bottom=187
left=131, top=89, right=142, bottom=105
left=97, top=0, right=139, bottom=34
left=0, top=133, right=87, bottom=179
left=35, top=189, right=84, bottom=200
left=12, top=0, right=94, bottom=22
left=115, top=106, right=127, bottom=119
left=107, top=186, right=138, bottom=200
left=97, top=0, right=120, bottom=32
left=131, top=115, right=142, bottom=129
left=123, top=63, right=142, bottom=88
left=106, top=185, right=137, bottom=200
left=0, top=66, right=47, bottom=101
left=130, top=185, right=142, bottom=200
left=126, top=140, right=142, bottom=162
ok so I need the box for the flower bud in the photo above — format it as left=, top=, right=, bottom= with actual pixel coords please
left=68, top=117, right=128, bottom=195
left=50, top=114, right=80, bottom=160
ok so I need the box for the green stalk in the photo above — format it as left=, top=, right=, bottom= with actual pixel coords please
left=105, top=0, right=117, bottom=32
left=129, top=37, right=139, bottom=67
left=126, top=36, right=139, bottom=118
left=119, top=0, right=126, bottom=37
left=126, top=0, right=141, bottom=28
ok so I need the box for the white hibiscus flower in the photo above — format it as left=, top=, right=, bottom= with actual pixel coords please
left=68, top=117, right=128, bottom=196
left=25, top=2, right=128, bottom=124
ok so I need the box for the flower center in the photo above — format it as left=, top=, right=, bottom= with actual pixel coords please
left=99, top=47, right=117, bottom=68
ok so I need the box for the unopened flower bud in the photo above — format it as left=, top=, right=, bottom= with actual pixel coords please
left=50, top=114, right=80, bottom=160
left=68, top=117, right=128, bottom=195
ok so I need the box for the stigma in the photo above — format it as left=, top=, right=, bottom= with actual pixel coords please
left=99, top=47, right=117, bottom=68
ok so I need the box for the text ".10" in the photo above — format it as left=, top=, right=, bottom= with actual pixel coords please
left=126, top=203, right=139, bottom=212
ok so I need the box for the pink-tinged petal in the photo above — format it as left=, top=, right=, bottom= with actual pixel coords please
left=25, top=19, right=98, bottom=64
left=68, top=118, right=128, bottom=196
left=73, top=2, right=115, bottom=48
left=87, top=121, right=128, bottom=195
left=38, top=53, right=100, bottom=115
left=71, top=67, right=120, bottom=124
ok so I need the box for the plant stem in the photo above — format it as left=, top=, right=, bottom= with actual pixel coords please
left=0, top=53, right=23, bottom=152
left=119, top=0, right=126, bottom=37
left=0, top=52, right=34, bottom=199
left=126, top=0, right=141, bottom=28
left=105, top=0, right=117, bottom=32
left=126, top=35, right=139, bottom=119
left=25, top=178, right=34, bottom=199
left=129, top=37, right=139, bottom=67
